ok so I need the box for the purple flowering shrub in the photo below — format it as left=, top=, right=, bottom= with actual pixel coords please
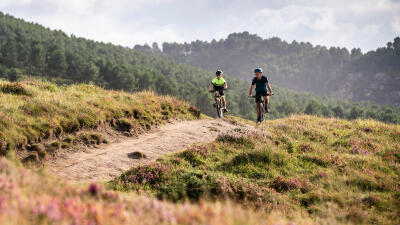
left=1, top=158, right=291, bottom=225
left=121, top=163, right=171, bottom=186
left=217, top=128, right=267, bottom=147
left=270, top=176, right=310, bottom=193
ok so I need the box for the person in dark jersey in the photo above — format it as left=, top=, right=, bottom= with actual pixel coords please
left=248, top=68, right=273, bottom=122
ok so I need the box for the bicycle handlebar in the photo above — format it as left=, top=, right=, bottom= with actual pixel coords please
left=249, top=93, right=274, bottom=98
left=209, top=89, right=227, bottom=93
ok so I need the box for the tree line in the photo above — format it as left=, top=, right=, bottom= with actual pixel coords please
left=0, top=11, right=399, bottom=123
left=149, top=32, right=400, bottom=105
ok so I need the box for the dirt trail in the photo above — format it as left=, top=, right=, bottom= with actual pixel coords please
left=48, top=119, right=241, bottom=183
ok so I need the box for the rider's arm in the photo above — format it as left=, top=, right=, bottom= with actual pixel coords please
left=248, top=85, right=255, bottom=96
left=223, top=82, right=227, bottom=90
left=267, top=83, right=273, bottom=94
left=208, top=83, right=213, bottom=91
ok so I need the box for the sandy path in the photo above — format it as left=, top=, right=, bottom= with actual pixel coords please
left=48, top=119, right=240, bottom=183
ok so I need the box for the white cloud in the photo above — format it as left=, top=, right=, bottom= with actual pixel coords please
left=0, top=0, right=399, bottom=50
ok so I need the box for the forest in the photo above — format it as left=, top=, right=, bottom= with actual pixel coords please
left=0, top=12, right=399, bottom=123
left=144, top=32, right=400, bottom=105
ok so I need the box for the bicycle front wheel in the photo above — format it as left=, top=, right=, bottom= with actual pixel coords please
left=260, top=103, right=265, bottom=122
left=216, top=99, right=223, bottom=118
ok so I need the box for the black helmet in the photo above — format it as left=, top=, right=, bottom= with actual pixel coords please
left=254, top=68, right=262, bottom=73
left=216, top=70, right=223, bottom=75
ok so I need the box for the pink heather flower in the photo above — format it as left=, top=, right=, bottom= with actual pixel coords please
left=45, top=200, right=62, bottom=222
left=129, top=175, right=139, bottom=183
left=88, top=183, right=100, bottom=195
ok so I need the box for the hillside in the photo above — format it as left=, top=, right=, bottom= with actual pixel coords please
left=0, top=79, right=398, bottom=224
left=144, top=32, right=400, bottom=105
left=111, top=115, right=400, bottom=225
left=0, top=158, right=308, bottom=225
left=0, top=12, right=399, bottom=123
left=0, top=79, right=200, bottom=161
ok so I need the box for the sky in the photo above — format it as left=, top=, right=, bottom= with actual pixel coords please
left=0, top=0, right=399, bottom=51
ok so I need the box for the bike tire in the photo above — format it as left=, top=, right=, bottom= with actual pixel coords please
left=216, top=99, right=222, bottom=118
left=219, top=101, right=224, bottom=118
left=260, top=103, right=265, bottom=122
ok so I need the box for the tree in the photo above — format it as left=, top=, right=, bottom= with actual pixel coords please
left=7, top=68, right=19, bottom=81
left=332, top=105, right=345, bottom=118
left=304, top=100, right=322, bottom=116
left=393, top=37, right=400, bottom=57
left=47, top=48, right=67, bottom=77
left=29, top=42, right=46, bottom=75
left=350, top=48, right=362, bottom=60
left=349, top=106, right=364, bottom=119
left=1, top=39, right=18, bottom=67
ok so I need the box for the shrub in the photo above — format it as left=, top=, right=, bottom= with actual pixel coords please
left=49, top=141, right=61, bottom=151
left=270, top=176, right=302, bottom=192
left=27, top=144, right=46, bottom=159
left=22, top=152, right=39, bottom=163
left=80, top=133, right=106, bottom=145
left=0, top=138, right=9, bottom=156
left=116, top=119, right=133, bottom=131
left=123, top=163, right=169, bottom=185
left=0, top=82, right=31, bottom=96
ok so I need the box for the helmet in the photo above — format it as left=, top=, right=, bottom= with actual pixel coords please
left=254, top=68, right=262, bottom=73
left=216, top=70, right=223, bottom=75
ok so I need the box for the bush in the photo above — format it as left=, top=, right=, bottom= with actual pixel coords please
left=0, top=82, right=31, bottom=96
left=80, top=133, right=106, bottom=145
left=27, top=144, right=46, bottom=158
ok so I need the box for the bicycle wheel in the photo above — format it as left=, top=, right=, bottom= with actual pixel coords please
left=260, top=103, right=265, bottom=122
left=216, top=98, right=222, bottom=118
left=219, top=100, right=224, bottom=118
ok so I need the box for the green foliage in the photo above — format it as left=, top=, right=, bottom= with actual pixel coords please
left=0, top=12, right=399, bottom=123
left=157, top=32, right=400, bottom=105
left=110, top=115, right=400, bottom=224
left=0, top=79, right=198, bottom=157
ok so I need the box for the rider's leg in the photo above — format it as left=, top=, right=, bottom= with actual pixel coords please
left=221, top=96, right=226, bottom=108
left=264, top=95, right=270, bottom=112
left=264, top=95, right=269, bottom=105
left=256, top=102, right=260, bottom=120
left=214, top=92, right=217, bottom=102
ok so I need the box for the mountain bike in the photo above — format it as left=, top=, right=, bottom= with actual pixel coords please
left=210, top=90, right=225, bottom=118
left=251, top=93, right=273, bottom=123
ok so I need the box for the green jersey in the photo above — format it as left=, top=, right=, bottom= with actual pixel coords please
left=211, top=77, right=226, bottom=86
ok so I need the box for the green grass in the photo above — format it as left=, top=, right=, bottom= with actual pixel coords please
left=0, top=158, right=311, bottom=225
left=110, top=115, right=400, bottom=225
left=0, top=79, right=200, bottom=159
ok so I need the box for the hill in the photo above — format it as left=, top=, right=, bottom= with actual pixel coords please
left=111, top=115, right=400, bottom=225
left=0, top=79, right=200, bottom=161
left=0, top=157, right=308, bottom=225
left=0, top=12, right=399, bottom=123
left=144, top=32, right=400, bottom=105
left=0, top=78, right=398, bottom=224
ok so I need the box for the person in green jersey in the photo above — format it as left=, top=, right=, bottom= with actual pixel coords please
left=208, top=70, right=228, bottom=112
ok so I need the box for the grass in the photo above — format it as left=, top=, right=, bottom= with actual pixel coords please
left=0, top=158, right=308, bottom=225
left=1, top=79, right=399, bottom=224
left=0, top=79, right=200, bottom=160
left=110, top=115, right=400, bottom=225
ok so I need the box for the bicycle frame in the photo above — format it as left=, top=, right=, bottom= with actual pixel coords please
left=251, top=93, right=271, bottom=122
left=211, top=90, right=224, bottom=118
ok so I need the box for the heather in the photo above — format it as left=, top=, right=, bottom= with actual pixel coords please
left=0, top=79, right=200, bottom=159
left=111, top=115, right=400, bottom=225
left=0, top=158, right=307, bottom=225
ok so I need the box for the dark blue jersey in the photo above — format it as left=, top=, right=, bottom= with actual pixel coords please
left=252, top=76, right=269, bottom=92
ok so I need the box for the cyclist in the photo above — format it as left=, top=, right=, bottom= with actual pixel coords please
left=248, top=68, right=273, bottom=122
left=208, top=70, right=228, bottom=112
